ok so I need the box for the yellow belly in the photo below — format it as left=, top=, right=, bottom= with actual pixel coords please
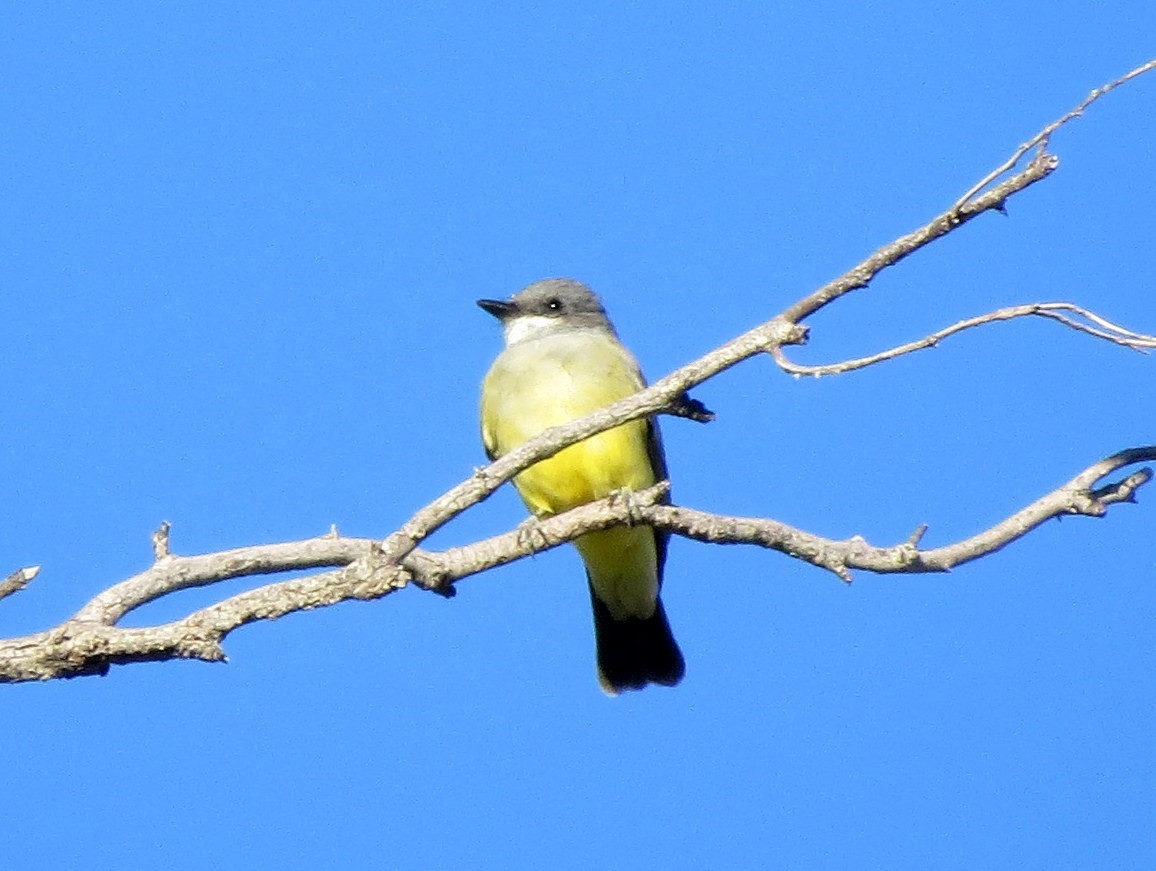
left=511, top=419, right=655, bottom=516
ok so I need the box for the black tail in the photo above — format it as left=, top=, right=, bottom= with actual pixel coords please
left=589, top=585, right=685, bottom=694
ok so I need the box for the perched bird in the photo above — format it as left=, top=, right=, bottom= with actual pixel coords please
left=478, top=278, right=684, bottom=694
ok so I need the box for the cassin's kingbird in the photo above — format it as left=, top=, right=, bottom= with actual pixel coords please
left=478, top=278, right=684, bottom=694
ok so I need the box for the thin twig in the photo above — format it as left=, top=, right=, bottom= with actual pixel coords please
left=952, top=58, right=1156, bottom=210
left=0, top=567, right=40, bottom=604
left=774, top=302, right=1156, bottom=377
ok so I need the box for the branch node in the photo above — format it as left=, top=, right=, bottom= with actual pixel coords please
left=667, top=393, right=715, bottom=423
left=405, top=551, right=459, bottom=598
left=779, top=320, right=809, bottom=347
left=812, top=546, right=854, bottom=582
left=472, top=465, right=498, bottom=487
left=181, top=634, right=228, bottom=663
left=1069, top=490, right=1108, bottom=517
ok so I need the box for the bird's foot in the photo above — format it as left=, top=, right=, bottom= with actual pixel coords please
left=607, top=488, right=647, bottom=527
left=514, top=515, right=552, bottom=554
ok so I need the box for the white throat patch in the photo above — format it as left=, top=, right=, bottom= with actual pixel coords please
left=503, top=315, right=565, bottom=346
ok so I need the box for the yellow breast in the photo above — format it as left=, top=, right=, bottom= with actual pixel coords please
left=480, top=329, right=655, bottom=517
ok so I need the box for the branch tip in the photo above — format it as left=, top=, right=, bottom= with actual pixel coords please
left=151, top=521, right=172, bottom=561
left=906, top=524, right=929, bottom=547
left=952, top=58, right=1153, bottom=210
left=0, top=565, right=41, bottom=604
left=1091, top=468, right=1152, bottom=506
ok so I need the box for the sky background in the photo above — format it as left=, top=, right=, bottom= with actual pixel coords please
left=1, top=4, right=1154, bottom=869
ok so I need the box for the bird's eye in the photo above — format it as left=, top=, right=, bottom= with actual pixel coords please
left=546, top=298, right=562, bottom=311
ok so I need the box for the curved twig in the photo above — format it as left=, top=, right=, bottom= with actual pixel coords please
left=773, top=303, right=1156, bottom=377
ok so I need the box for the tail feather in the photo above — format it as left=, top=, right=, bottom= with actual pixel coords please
left=589, top=584, right=685, bottom=694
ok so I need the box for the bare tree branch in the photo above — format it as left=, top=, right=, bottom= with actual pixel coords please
left=0, top=487, right=671, bottom=682
left=643, top=448, right=1156, bottom=581
left=0, top=446, right=1151, bottom=683
left=1, top=63, right=1153, bottom=683
left=772, top=303, right=1156, bottom=377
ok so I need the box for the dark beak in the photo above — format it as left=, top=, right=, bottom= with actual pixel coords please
left=477, top=298, right=515, bottom=320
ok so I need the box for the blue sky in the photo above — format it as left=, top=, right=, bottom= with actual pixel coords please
left=1, top=4, right=1154, bottom=869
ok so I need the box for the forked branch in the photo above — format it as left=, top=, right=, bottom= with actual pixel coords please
left=1, top=63, right=1152, bottom=683
left=0, top=447, right=1150, bottom=682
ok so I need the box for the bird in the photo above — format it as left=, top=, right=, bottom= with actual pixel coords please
left=478, top=278, right=684, bottom=694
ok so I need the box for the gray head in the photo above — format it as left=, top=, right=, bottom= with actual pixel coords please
left=478, top=278, right=617, bottom=345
